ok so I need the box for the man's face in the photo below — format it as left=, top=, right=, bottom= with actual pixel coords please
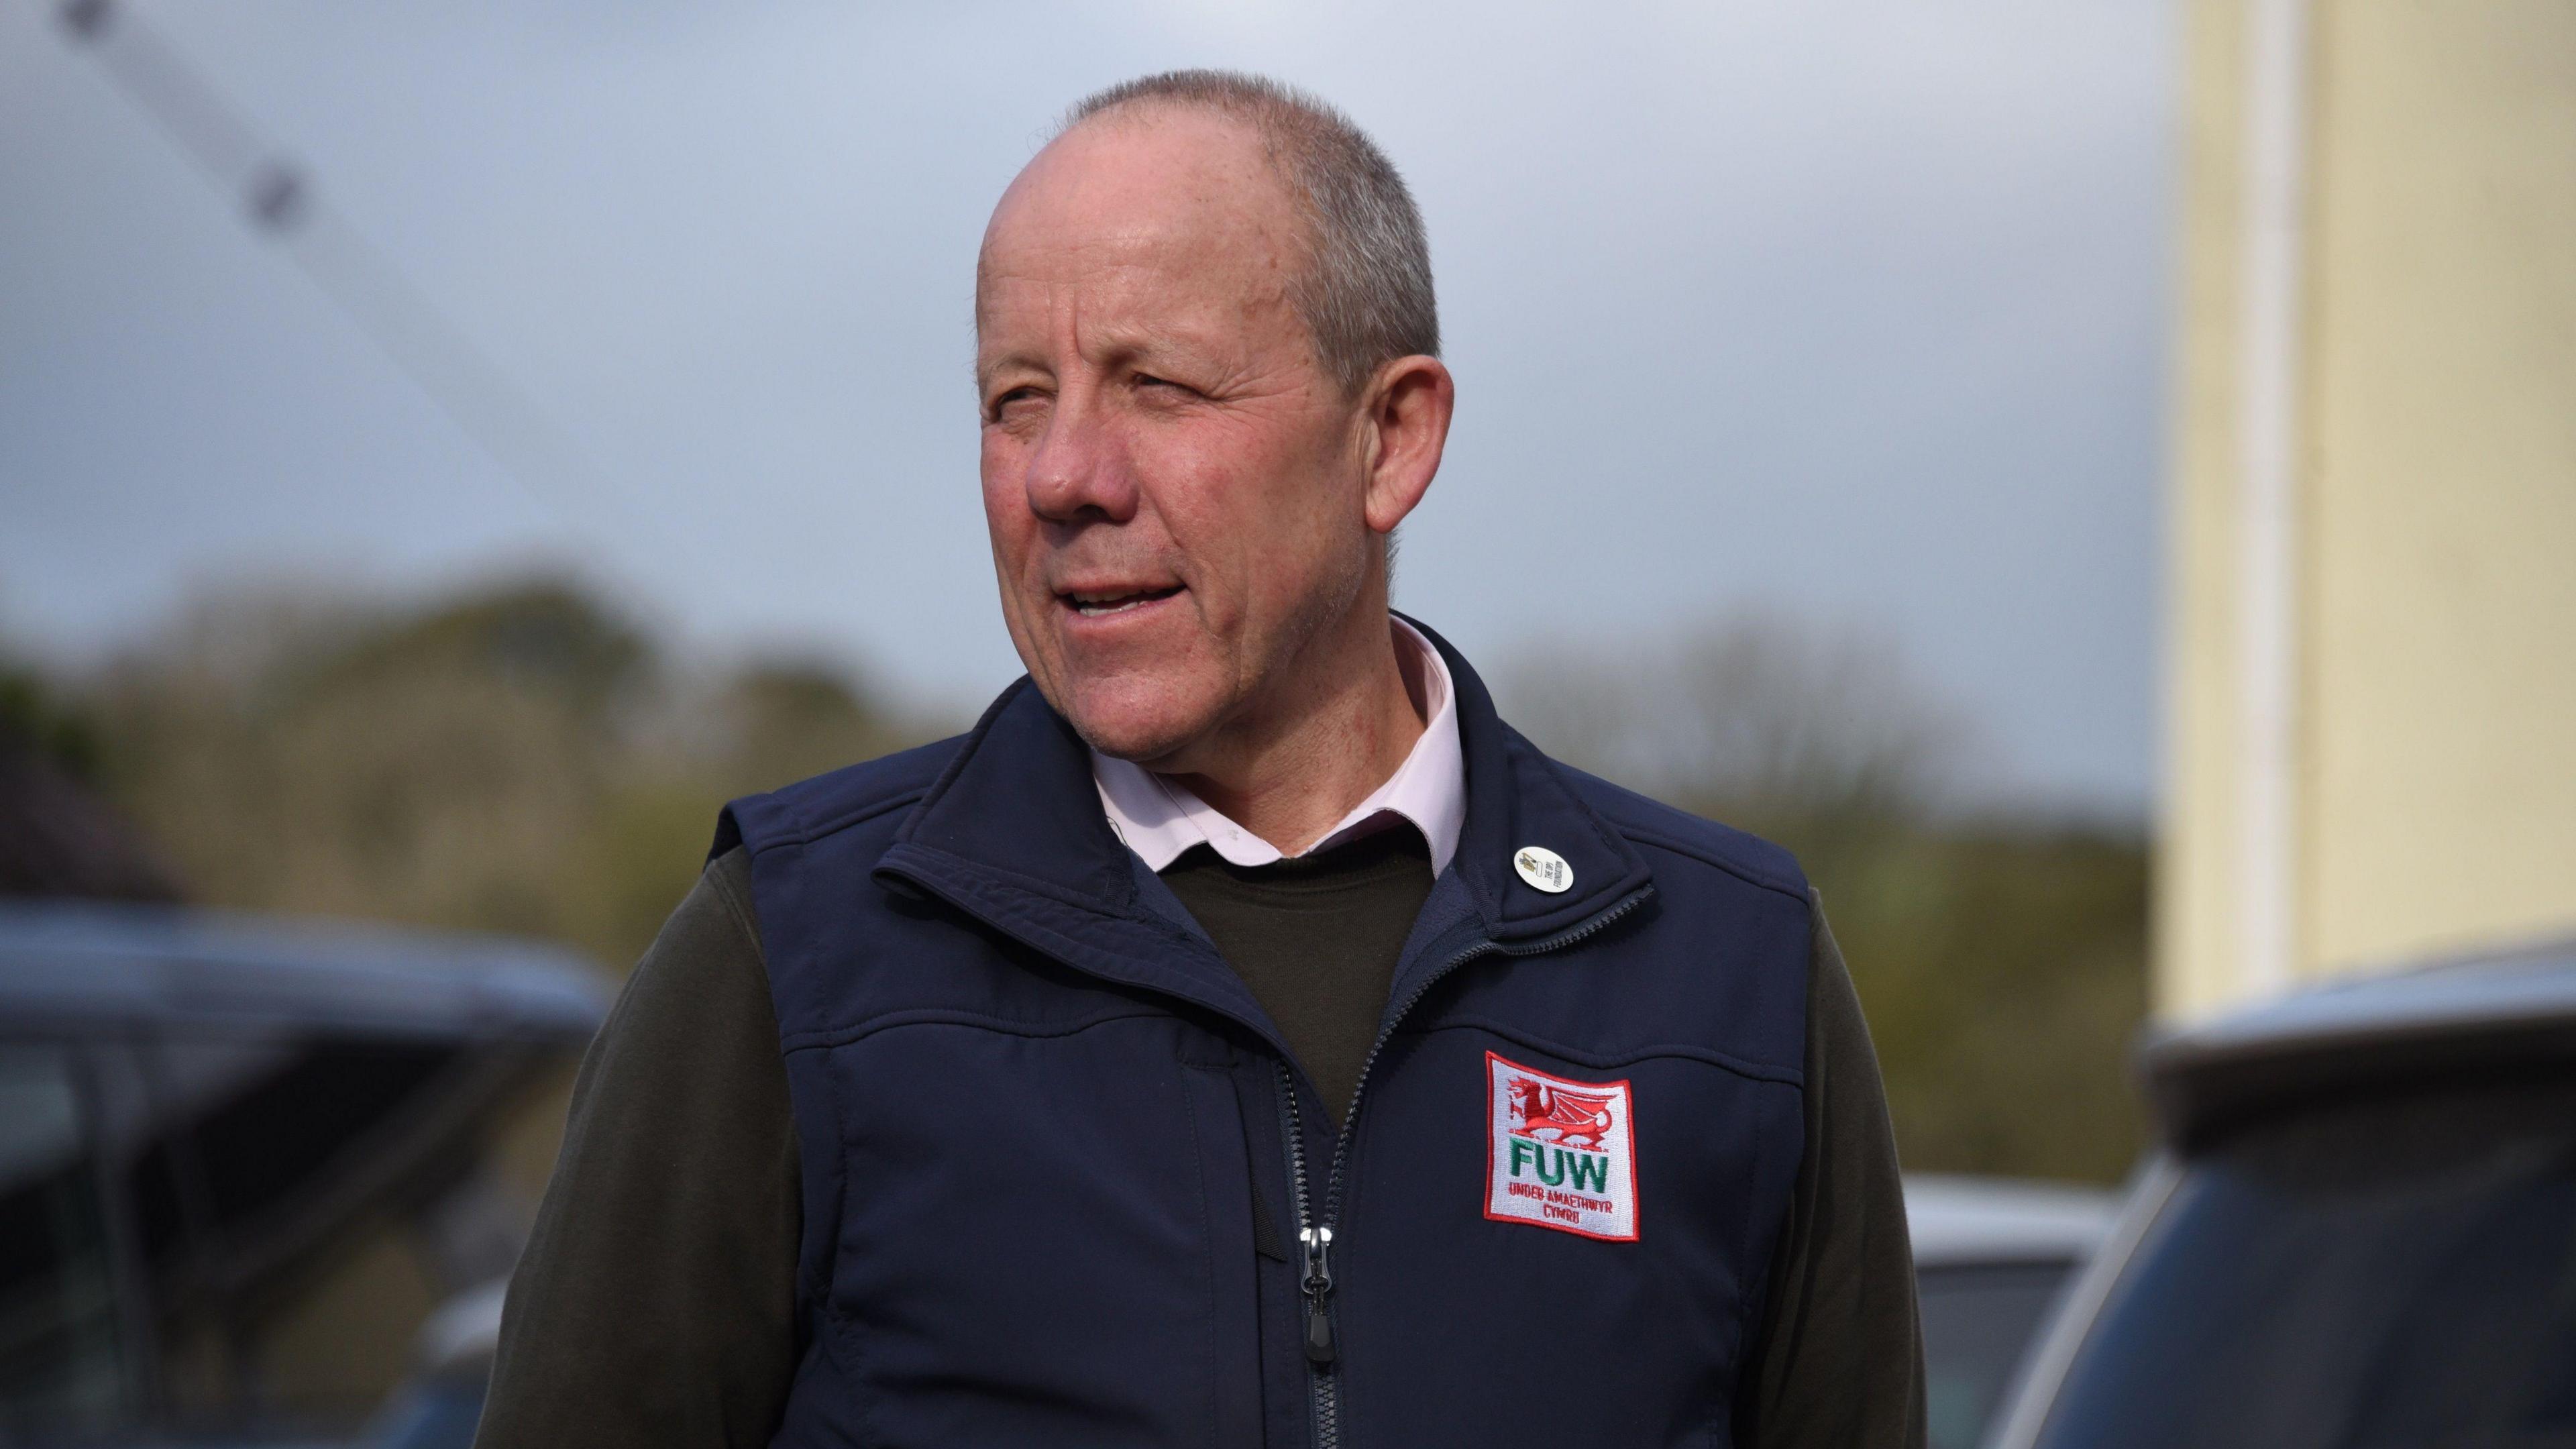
left=975, top=110, right=1377, bottom=765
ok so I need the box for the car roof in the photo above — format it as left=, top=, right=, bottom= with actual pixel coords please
left=1903, top=1174, right=2116, bottom=1268
left=2142, top=934, right=2576, bottom=1150
left=0, top=900, right=609, bottom=1042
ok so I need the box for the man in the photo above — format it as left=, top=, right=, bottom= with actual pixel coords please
left=477, top=70, right=1923, bottom=1448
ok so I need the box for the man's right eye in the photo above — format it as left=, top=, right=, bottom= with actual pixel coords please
left=988, top=388, right=1044, bottom=423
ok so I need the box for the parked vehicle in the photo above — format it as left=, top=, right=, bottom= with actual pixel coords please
left=1989, top=936, right=2576, bottom=1449
left=0, top=902, right=605, bottom=1446
left=1906, top=1175, right=2112, bottom=1449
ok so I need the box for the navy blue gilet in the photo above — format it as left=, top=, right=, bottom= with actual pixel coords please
left=713, top=621, right=1813, bottom=1448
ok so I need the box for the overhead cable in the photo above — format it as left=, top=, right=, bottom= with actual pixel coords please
left=50, top=0, right=651, bottom=546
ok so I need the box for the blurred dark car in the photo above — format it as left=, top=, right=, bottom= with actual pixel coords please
left=1989, top=936, right=2576, bottom=1449
left=0, top=903, right=604, bottom=1447
left=1905, top=1175, right=2112, bottom=1449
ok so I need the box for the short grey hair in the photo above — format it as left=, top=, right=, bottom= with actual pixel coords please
left=1061, top=70, right=1439, bottom=398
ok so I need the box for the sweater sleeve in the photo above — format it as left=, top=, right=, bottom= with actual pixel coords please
left=474, top=847, right=800, bottom=1449
left=1735, top=892, right=1929, bottom=1449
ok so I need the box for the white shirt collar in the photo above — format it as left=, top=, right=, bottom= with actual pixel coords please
left=1092, top=617, right=1464, bottom=877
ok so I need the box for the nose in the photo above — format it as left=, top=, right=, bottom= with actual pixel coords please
left=1024, top=388, right=1139, bottom=525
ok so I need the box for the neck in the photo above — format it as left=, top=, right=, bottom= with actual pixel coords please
left=1157, top=603, right=1427, bottom=857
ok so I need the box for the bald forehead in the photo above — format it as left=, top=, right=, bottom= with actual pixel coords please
left=978, top=107, right=1306, bottom=290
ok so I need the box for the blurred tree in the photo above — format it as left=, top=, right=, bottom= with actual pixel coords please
left=283, top=578, right=653, bottom=718
left=0, top=655, right=186, bottom=902
left=1, top=660, right=108, bottom=783
left=1506, top=610, right=1966, bottom=819
left=705, top=659, right=914, bottom=798
left=1503, top=614, right=2149, bottom=1184
left=75, top=576, right=942, bottom=972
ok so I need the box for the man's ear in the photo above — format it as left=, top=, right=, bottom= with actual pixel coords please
left=1360, top=355, right=1454, bottom=535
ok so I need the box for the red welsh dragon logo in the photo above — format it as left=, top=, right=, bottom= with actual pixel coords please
left=1505, top=1075, right=1617, bottom=1152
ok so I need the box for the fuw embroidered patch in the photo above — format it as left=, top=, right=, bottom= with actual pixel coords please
left=1483, top=1051, right=1639, bottom=1241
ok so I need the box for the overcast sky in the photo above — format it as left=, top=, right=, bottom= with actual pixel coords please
left=1, top=0, right=2170, bottom=816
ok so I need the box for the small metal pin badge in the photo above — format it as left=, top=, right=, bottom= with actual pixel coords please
left=1513, top=845, right=1573, bottom=894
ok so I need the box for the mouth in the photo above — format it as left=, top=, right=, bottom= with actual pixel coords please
left=1057, top=584, right=1185, bottom=619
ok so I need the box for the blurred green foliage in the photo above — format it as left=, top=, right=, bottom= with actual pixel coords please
left=1750, top=810, right=2149, bottom=1184
left=1, top=660, right=107, bottom=781
left=17, top=580, right=2147, bottom=1183
left=1503, top=619, right=2150, bottom=1183
left=54, top=577, right=934, bottom=973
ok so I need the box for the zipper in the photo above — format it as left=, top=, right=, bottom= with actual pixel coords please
left=1275, top=1060, right=1341, bottom=1448
left=1273, top=885, right=1652, bottom=1448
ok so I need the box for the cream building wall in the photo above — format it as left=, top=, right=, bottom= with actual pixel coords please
left=2163, top=0, right=2576, bottom=1018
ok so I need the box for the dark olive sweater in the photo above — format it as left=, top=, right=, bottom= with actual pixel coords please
left=1159, top=827, right=1436, bottom=1122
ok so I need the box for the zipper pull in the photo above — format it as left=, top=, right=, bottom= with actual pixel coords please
left=1299, top=1225, right=1337, bottom=1365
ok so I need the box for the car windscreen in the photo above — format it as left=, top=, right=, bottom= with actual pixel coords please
left=2031, top=1075, right=2576, bottom=1449
left=1919, top=1260, right=2077, bottom=1449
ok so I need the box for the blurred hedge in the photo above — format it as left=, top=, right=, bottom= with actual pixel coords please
left=45, top=577, right=936, bottom=973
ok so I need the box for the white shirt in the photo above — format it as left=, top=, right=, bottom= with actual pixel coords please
left=1092, top=618, right=1465, bottom=877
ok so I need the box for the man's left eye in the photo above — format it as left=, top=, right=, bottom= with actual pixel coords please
left=1135, top=374, right=1194, bottom=395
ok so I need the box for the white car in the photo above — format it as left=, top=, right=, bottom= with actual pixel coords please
left=1907, top=1175, right=2114, bottom=1449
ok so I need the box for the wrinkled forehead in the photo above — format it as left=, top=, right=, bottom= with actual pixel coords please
left=975, top=108, right=1307, bottom=313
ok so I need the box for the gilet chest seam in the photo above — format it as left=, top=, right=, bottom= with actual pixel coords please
left=780, top=1004, right=1179, bottom=1055
left=1404, top=1016, right=1805, bottom=1088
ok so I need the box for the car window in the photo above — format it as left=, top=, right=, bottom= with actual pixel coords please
left=2033, top=1077, right=2576, bottom=1449
left=1919, top=1260, right=2076, bottom=1449
left=0, top=1043, right=128, bottom=1440
left=150, top=1035, right=466, bottom=1249
left=127, top=1034, right=472, bottom=1432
